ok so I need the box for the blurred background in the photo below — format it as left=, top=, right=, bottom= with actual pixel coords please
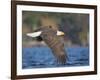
left=22, top=11, right=89, bottom=48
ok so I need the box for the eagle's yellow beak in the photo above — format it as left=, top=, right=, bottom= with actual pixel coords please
left=57, top=31, right=65, bottom=36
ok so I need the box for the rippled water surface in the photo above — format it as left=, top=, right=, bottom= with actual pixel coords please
left=22, top=47, right=89, bottom=69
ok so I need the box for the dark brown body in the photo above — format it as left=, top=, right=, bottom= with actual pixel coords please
left=40, top=26, right=67, bottom=64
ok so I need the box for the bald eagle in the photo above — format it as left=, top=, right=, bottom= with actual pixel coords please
left=26, top=26, right=67, bottom=64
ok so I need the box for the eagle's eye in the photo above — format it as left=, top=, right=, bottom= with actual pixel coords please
left=49, top=26, right=52, bottom=28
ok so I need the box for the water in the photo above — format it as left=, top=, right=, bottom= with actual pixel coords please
left=22, top=47, right=89, bottom=69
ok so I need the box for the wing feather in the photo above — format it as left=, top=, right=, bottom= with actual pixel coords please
left=41, top=30, right=67, bottom=64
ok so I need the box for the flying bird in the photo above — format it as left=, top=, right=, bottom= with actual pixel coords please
left=26, top=25, right=67, bottom=64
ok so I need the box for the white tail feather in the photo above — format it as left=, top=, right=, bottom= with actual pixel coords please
left=26, top=31, right=42, bottom=37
